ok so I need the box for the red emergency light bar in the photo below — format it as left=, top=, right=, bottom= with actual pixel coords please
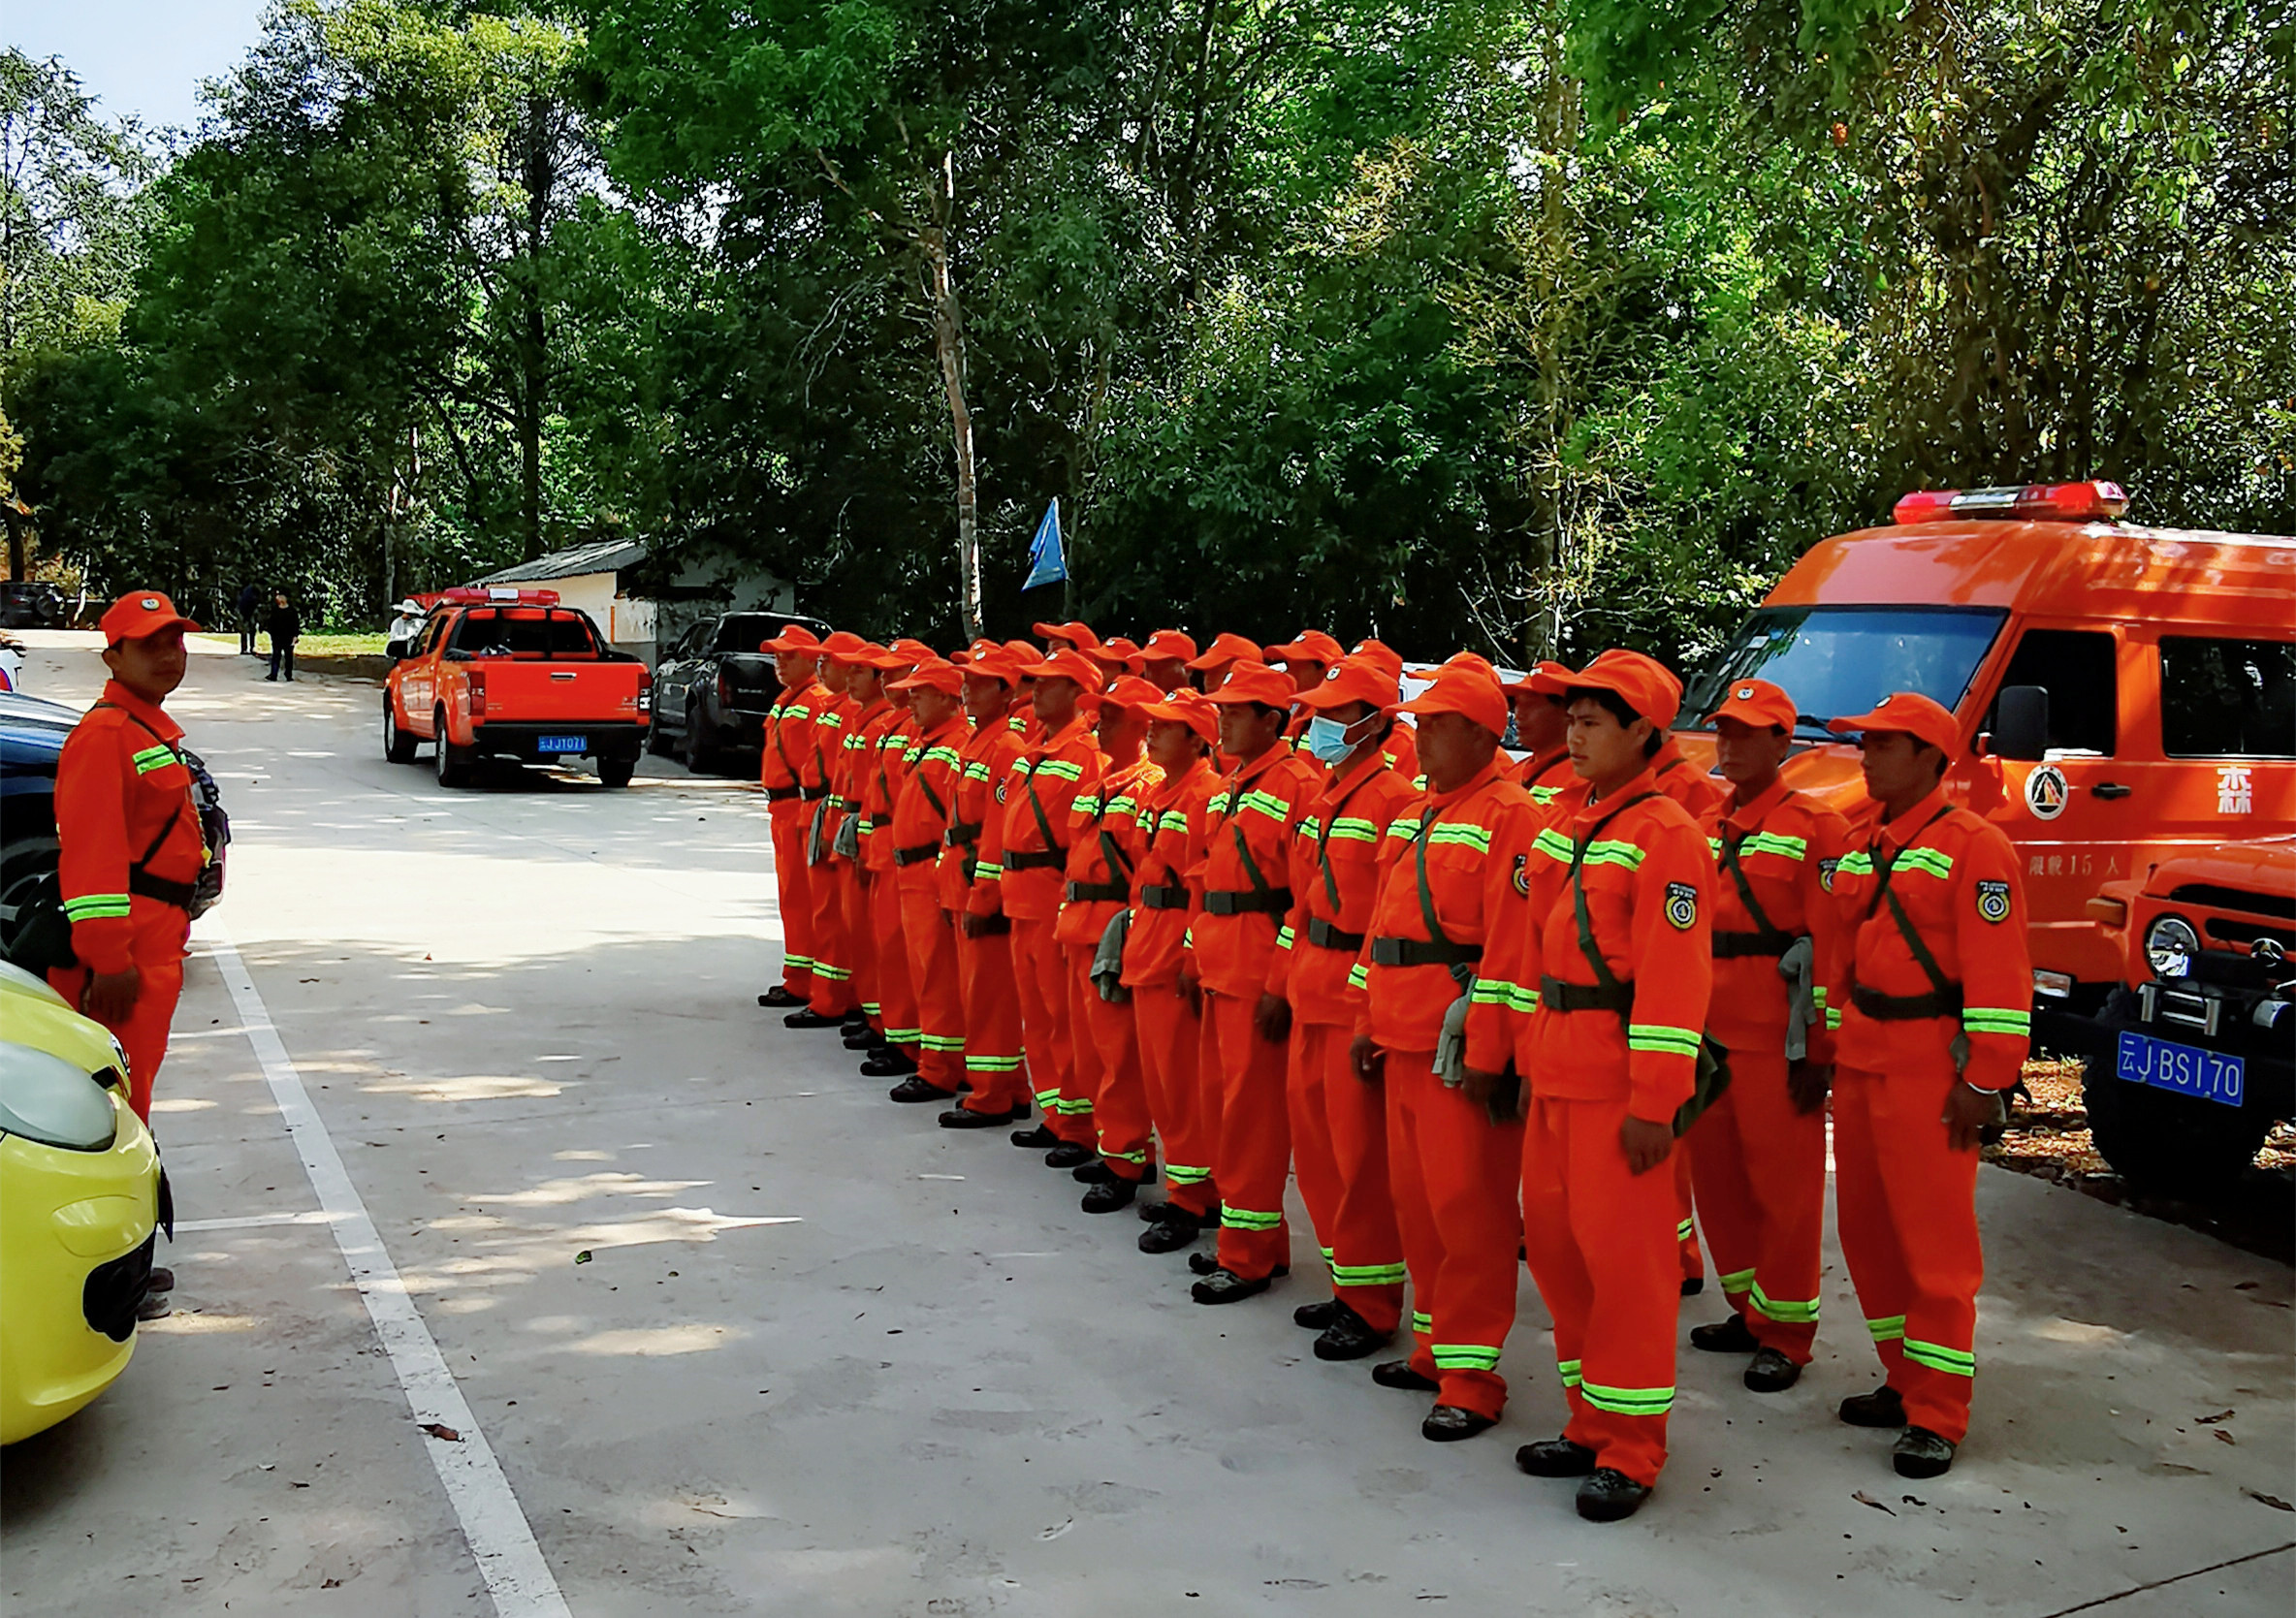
left=1892, top=481, right=2129, bottom=525
left=439, top=586, right=561, bottom=606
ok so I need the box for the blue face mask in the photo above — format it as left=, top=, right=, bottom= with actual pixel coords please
left=1303, top=714, right=1354, bottom=763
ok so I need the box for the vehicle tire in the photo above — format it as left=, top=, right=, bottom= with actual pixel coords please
left=383, top=695, right=417, bottom=763
left=2081, top=1053, right=2272, bottom=1201
left=598, top=756, right=636, bottom=789
left=433, top=708, right=471, bottom=788
left=681, top=702, right=722, bottom=777
left=646, top=717, right=674, bottom=757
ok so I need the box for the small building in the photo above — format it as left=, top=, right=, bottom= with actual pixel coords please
left=468, top=541, right=793, bottom=665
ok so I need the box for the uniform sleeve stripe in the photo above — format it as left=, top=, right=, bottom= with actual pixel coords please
left=1626, top=1025, right=1703, bottom=1056
left=64, top=894, right=134, bottom=920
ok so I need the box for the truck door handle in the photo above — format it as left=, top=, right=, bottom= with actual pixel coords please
left=550, top=671, right=576, bottom=682
left=2090, top=781, right=2132, bottom=799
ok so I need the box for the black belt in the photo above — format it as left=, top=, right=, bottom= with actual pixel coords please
left=868, top=813, right=890, bottom=829
left=1539, top=975, right=1632, bottom=1013
left=1005, top=847, right=1067, bottom=871
left=765, top=784, right=801, bottom=802
left=799, top=785, right=829, bottom=801
left=1067, top=879, right=1129, bottom=903
left=894, top=842, right=941, bottom=868
left=1140, top=885, right=1190, bottom=910
left=968, top=913, right=1012, bottom=936
left=1307, top=917, right=1365, bottom=951
left=1203, top=888, right=1292, bottom=916
left=945, top=820, right=983, bottom=847
left=128, top=869, right=198, bottom=910
left=1372, top=936, right=1482, bottom=968
left=1713, top=930, right=1797, bottom=959
left=1851, top=983, right=1962, bottom=1021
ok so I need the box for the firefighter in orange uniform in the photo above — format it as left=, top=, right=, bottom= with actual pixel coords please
left=1186, top=662, right=1325, bottom=1304
left=1504, top=664, right=1577, bottom=806
left=1139, top=630, right=1198, bottom=694
left=1264, top=630, right=1344, bottom=743
left=1350, top=664, right=1536, bottom=1440
left=1346, top=640, right=1418, bottom=778
left=758, top=625, right=829, bottom=1012
left=1084, top=638, right=1147, bottom=683
left=1475, top=651, right=1713, bottom=1522
left=986, top=649, right=1108, bottom=1162
left=941, top=647, right=1036, bottom=1126
left=884, top=660, right=973, bottom=1105
left=831, top=642, right=896, bottom=1055
left=50, top=592, right=209, bottom=1130
left=1821, top=692, right=2030, bottom=1481
left=853, top=645, right=924, bottom=1080
left=1186, top=632, right=1263, bottom=697
left=1056, top=676, right=1166, bottom=1211
left=793, top=631, right=869, bottom=1026
left=1034, top=619, right=1100, bottom=656
left=1682, top=680, right=1850, bottom=1392
left=1271, top=656, right=1418, bottom=1360
left=1123, top=692, right=1225, bottom=1251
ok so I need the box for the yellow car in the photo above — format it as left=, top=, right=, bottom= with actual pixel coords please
left=0, top=961, right=163, bottom=1445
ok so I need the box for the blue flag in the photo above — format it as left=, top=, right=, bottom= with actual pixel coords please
left=1023, top=498, right=1066, bottom=590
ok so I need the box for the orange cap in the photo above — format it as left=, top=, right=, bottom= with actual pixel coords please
left=1828, top=691, right=1961, bottom=757
left=1139, top=629, right=1198, bottom=663
left=1017, top=648, right=1102, bottom=688
left=1266, top=629, right=1344, bottom=667
left=956, top=640, right=1021, bottom=682
left=889, top=658, right=966, bottom=695
left=1085, top=635, right=1144, bottom=672
left=1203, top=659, right=1298, bottom=708
left=1409, top=650, right=1496, bottom=681
left=1298, top=656, right=1399, bottom=712
left=1187, top=631, right=1263, bottom=672
left=759, top=623, right=821, bottom=653
left=1032, top=619, right=1101, bottom=650
left=1100, top=675, right=1164, bottom=712
left=1348, top=638, right=1403, bottom=682
left=1399, top=666, right=1508, bottom=735
left=818, top=629, right=870, bottom=659
left=100, top=591, right=200, bottom=643
left=1705, top=678, right=1799, bottom=733
left=1508, top=660, right=1575, bottom=698
left=889, top=636, right=938, bottom=663
left=1139, top=689, right=1220, bottom=746
left=1556, top=650, right=1682, bottom=729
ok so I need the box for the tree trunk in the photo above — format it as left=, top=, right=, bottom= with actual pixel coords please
left=516, top=92, right=554, bottom=562
left=924, top=155, right=982, bottom=640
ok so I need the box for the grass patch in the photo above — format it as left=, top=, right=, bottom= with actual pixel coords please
left=195, top=630, right=387, bottom=656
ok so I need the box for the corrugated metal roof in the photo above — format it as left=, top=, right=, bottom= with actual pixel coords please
left=472, top=540, right=648, bottom=586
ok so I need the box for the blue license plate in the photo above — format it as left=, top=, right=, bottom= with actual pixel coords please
left=537, top=734, right=587, bottom=754
left=2115, top=1030, right=2245, bottom=1108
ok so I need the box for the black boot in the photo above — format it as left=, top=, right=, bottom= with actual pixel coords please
left=887, top=1075, right=950, bottom=1103
left=1191, top=1267, right=1273, bottom=1305
left=1421, top=1406, right=1495, bottom=1443
left=1371, top=1360, right=1440, bottom=1393
left=1689, top=1315, right=1759, bottom=1354
left=1838, top=1384, right=1907, bottom=1429
left=1137, top=1210, right=1203, bottom=1254
left=782, top=1008, right=842, bottom=1029
left=1893, top=1426, right=1957, bottom=1478
left=858, top=1050, right=916, bottom=1077
left=1313, top=1304, right=1391, bottom=1362
left=758, top=986, right=804, bottom=1008
left=1575, top=1469, right=1652, bottom=1522
left=1515, top=1437, right=1597, bottom=1477
left=1081, top=1177, right=1137, bottom=1215
left=1072, top=1158, right=1117, bottom=1184
left=941, top=1102, right=1026, bottom=1128
left=1043, top=1141, right=1096, bottom=1170
left=1010, top=1123, right=1060, bottom=1149
left=1743, top=1347, right=1802, bottom=1393
left=1293, top=1298, right=1342, bottom=1330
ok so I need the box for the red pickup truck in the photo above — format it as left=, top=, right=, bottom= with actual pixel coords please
left=383, top=587, right=652, bottom=787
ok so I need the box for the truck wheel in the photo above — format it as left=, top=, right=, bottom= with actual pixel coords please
left=598, top=756, right=636, bottom=789
left=681, top=702, right=721, bottom=776
left=2081, top=1055, right=2272, bottom=1201
left=646, top=718, right=674, bottom=757
left=383, top=696, right=417, bottom=763
left=433, top=708, right=471, bottom=788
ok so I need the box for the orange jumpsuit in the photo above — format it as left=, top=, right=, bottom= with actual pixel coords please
left=761, top=678, right=827, bottom=997
left=891, top=714, right=969, bottom=1094
left=1827, top=786, right=2030, bottom=1445
left=1121, top=757, right=1221, bottom=1219
left=49, top=682, right=206, bottom=1122
left=1513, top=747, right=1575, bottom=809
left=1651, top=737, right=1729, bottom=1285
left=1359, top=763, right=1537, bottom=1420
left=1057, top=755, right=1164, bottom=1178
left=1474, top=770, right=1713, bottom=1487
left=1271, top=741, right=1418, bottom=1335
left=942, top=709, right=1030, bottom=1114
left=805, top=689, right=860, bottom=1016
left=836, top=695, right=891, bottom=1032
left=856, top=706, right=920, bottom=1058
left=1691, top=779, right=1850, bottom=1364
left=982, top=714, right=1104, bottom=1146
left=1193, top=743, right=1325, bottom=1281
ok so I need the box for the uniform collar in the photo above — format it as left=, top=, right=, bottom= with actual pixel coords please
left=1324, top=740, right=1394, bottom=799
left=1161, top=755, right=1215, bottom=798
left=1577, top=765, right=1660, bottom=822
left=99, top=680, right=182, bottom=743
left=1224, top=742, right=1288, bottom=790
left=1723, top=775, right=1792, bottom=831
left=1523, top=747, right=1570, bottom=783
left=1036, top=714, right=1091, bottom=752
left=1877, top=783, right=1953, bottom=848
left=1427, top=759, right=1503, bottom=809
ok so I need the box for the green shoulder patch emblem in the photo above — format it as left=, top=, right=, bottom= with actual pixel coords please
left=1665, top=881, right=1698, bottom=931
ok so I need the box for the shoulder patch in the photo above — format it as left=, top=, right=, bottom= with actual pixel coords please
left=1512, top=851, right=1530, bottom=897
left=1665, top=881, right=1698, bottom=931
left=1819, top=857, right=1841, bottom=893
left=1975, top=878, right=2011, bottom=924
left=995, top=778, right=1008, bottom=804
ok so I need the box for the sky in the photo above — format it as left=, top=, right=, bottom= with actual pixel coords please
left=9, top=0, right=271, bottom=135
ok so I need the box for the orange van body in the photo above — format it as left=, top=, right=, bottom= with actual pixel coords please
left=1675, top=502, right=2296, bottom=1034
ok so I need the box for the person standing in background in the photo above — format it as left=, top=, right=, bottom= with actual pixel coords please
left=265, top=590, right=300, bottom=682
left=238, top=582, right=260, bottom=654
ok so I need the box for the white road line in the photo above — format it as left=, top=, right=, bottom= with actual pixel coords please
left=175, top=1211, right=333, bottom=1232
left=207, top=935, right=573, bottom=1618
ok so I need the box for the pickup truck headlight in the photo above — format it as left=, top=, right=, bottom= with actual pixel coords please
left=0, top=1042, right=121, bottom=1152
left=2144, top=914, right=2199, bottom=980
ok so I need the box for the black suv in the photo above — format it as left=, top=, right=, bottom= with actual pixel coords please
left=650, top=611, right=829, bottom=775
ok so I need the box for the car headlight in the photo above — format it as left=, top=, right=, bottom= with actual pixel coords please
left=0, top=1041, right=120, bottom=1152
left=2144, top=914, right=2200, bottom=981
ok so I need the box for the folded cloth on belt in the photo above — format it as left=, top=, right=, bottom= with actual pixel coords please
left=1093, top=909, right=1132, bottom=1003
left=831, top=809, right=862, bottom=861
left=806, top=798, right=832, bottom=865
left=1778, top=934, right=1817, bottom=1063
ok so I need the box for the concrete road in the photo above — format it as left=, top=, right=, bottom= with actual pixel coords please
left=3, top=631, right=2291, bottom=1618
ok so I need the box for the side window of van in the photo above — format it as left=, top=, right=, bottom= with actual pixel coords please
left=1987, top=629, right=2117, bottom=754
left=2161, top=637, right=2296, bottom=758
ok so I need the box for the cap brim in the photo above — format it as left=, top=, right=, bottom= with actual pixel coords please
left=118, top=616, right=201, bottom=640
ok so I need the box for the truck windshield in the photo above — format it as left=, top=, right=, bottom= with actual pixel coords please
left=449, top=609, right=600, bottom=658
left=1681, top=606, right=2007, bottom=736
left=712, top=614, right=781, bottom=654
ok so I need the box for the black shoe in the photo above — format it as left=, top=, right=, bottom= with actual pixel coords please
left=888, top=1074, right=949, bottom=1103
left=941, top=1103, right=1024, bottom=1128
left=1192, top=1267, right=1273, bottom=1305
left=782, top=1008, right=842, bottom=1029
left=1744, top=1347, right=1802, bottom=1393
left=1371, top=1359, right=1440, bottom=1393
left=1689, top=1314, right=1759, bottom=1353
left=1138, top=1217, right=1203, bottom=1255
left=1680, top=1275, right=1705, bottom=1297
left=1010, top=1124, right=1059, bottom=1149
left=1576, top=1469, right=1652, bottom=1522
left=1838, top=1384, right=1907, bottom=1429
left=137, top=1292, right=172, bottom=1320
left=758, top=986, right=805, bottom=1008
left=1081, top=1178, right=1137, bottom=1215
left=1515, top=1437, right=1597, bottom=1477
left=147, top=1266, right=176, bottom=1294
left=1044, top=1142, right=1096, bottom=1170
left=843, top=1029, right=880, bottom=1050
left=858, top=1052, right=916, bottom=1078
left=1294, top=1298, right=1342, bottom=1331
left=840, top=1012, right=868, bottom=1034
left=1189, top=1249, right=1222, bottom=1276
left=1313, top=1305, right=1391, bottom=1362
left=1072, top=1158, right=1117, bottom=1184
left=1893, top=1426, right=1957, bottom=1479
left=1421, top=1405, right=1496, bottom=1443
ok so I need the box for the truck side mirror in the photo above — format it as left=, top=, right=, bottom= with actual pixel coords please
left=1993, top=684, right=2050, bottom=761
